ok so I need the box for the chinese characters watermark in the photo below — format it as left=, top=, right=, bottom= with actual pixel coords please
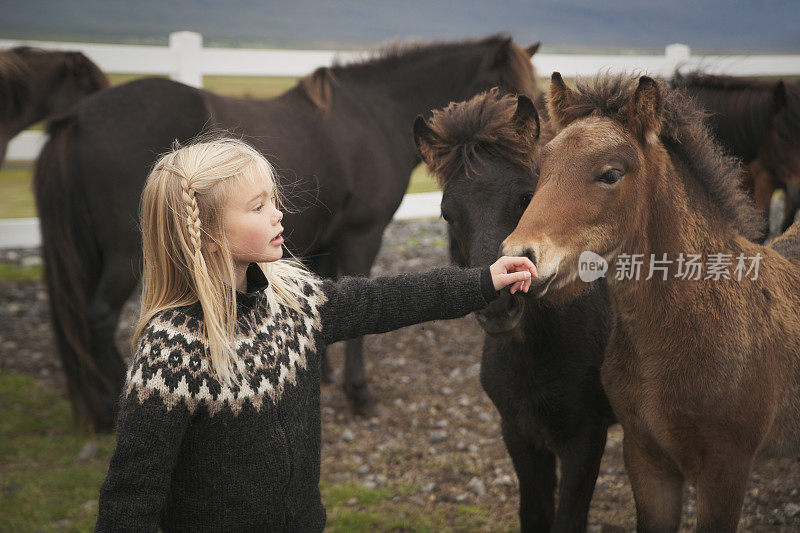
left=578, top=251, right=762, bottom=282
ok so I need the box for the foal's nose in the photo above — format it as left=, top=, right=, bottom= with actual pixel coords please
left=523, top=248, right=537, bottom=268
left=498, top=242, right=537, bottom=267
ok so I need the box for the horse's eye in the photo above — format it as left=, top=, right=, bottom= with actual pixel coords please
left=519, top=191, right=534, bottom=209
left=596, top=169, right=623, bottom=185
left=441, top=211, right=451, bottom=223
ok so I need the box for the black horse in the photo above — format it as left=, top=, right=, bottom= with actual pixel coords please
left=0, top=46, right=109, bottom=167
left=671, top=72, right=800, bottom=234
left=34, top=35, right=542, bottom=430
left=413, top=90, right=614, bottom=531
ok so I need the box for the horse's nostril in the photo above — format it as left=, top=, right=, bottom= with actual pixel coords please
left=524, top=248, right=537, bottom=267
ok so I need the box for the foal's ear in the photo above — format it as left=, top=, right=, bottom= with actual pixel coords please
left=512, top=95, right=540, bottom=144
left=548, top=72, right=579, bottom=128
left=526, top=42, right=541, bottom=57
left=412, top=115, right=436, bottom=161
left=770, top=80, right=787, bottom=115
left=627, top=76, right=664, bottom=144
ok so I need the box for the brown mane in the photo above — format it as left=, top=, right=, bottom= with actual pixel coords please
left=554, top=74, right=765, bottom=242
left=0, top=47, right=33, bottom=120
left=299, top=35, right=537, bottom=113
left=420, top=88, right=538, bottom=188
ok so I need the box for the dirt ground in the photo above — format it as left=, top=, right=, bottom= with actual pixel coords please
left=1, top=219, right=798, bottom=532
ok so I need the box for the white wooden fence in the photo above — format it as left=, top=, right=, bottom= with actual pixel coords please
left=4, top=32, right=800, bottom=161
left=1, top=33, right=799, bottom=248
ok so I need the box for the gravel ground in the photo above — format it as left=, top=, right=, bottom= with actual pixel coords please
left=1, top=218, right=798, bottom=531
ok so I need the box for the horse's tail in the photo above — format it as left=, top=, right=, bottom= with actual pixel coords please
left=34, top=113, right=117, bottom=430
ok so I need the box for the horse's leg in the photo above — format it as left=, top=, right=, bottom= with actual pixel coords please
left=336, top=226, right=386, bottom=415
left=551, top=420, right=609, bottom=533
left=87, top=254, right=141, bottom=427
left=623, top=434, right=684, bottom=533
left=308, top=252, right=338, bottom=383
left=693, top=451, right=752, bottom=533
left=501, top=420, right=557, bottom=532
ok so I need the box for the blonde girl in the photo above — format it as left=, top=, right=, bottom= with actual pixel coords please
left=95, top=137, right=536, bottom=531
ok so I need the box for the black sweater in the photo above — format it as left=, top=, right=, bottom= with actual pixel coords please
left=95, top=263, right=497, bottom=532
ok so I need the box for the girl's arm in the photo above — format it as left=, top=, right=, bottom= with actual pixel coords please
left=95, top=341, right=193, bottom=532
left=319, top=258, right=535, bottom=345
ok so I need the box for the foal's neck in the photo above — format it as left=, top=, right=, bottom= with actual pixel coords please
left=607, top=157, right=754, bottom=334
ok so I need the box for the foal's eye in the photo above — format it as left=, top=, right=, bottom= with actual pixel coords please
left=519, top=191, right=534, bottom=210
left=596, top=169, right=623, bottom=185
left=441, top=211, right=451, bottom=223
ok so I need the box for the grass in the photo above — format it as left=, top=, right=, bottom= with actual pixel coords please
left=0, top=161, right=438, bottom=220
left=0, top=263, right=42, bottom=283
left=0, top=372, right=511, bottom=532
left=0, top=162, right=37, bottom=219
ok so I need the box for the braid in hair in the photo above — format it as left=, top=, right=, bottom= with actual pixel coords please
left=180, top=174, right=203, bottom=254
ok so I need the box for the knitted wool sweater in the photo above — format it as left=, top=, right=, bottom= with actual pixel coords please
left=95, top=263, right=498, bottom=532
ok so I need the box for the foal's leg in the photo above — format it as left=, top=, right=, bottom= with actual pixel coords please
left=337, top=226, right=387, bottom=415
left=623, top=435, right=684, bottom=533
left=693, top=451, right=752, bottom=533
left=501, top=420, right=557, bottom=532
left=551, top=421, right=609, bottom=533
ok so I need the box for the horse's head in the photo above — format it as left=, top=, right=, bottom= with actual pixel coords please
left=466, top=36, right=541, bottom=99
left=0, top=48, right=109, bottom=166
left=502, top=74, right=669, bottom=298
left=759, top=81, right=800, bottom=214
left=413, top=89, right=541, bottom=336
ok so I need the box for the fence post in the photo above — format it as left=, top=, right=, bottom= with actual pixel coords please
left=169, top=31, right=203, bottom=88
left=665, top=43, right=691, bottom=75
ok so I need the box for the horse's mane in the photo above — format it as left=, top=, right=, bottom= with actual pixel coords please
left=299, top=35, right=537, bottom=114
left=567, top=74, right=765, bottom=241
left=671, top=72, right=800, bottom=160
left=0, top=47, right=33, bottom=120
left=421, top=88, right=537, bottom=188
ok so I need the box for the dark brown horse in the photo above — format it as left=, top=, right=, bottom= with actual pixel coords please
left=504, top=73, right=800, bottom=532
left=672, top=72, right=800, bottom=234
left=34, top=35, right=542, bottom=430
left=0, top=47, right=108, bottom=166
left=414, top=89, right=614, bottom=531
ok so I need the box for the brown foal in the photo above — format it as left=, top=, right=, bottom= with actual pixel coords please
left=502, top=73, right=800, bottom=532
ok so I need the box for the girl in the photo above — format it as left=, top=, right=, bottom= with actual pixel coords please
left=95, top=137, right=536, bottom=532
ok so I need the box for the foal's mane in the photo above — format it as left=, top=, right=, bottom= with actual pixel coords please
left=421, top=88, right=537, bottom=188
left=568, top=74, right=764, bottom=241
left=299, top=35, right=537, bottom=114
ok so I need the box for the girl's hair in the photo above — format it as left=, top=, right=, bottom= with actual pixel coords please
left=131, top=136, right=319, bottom=387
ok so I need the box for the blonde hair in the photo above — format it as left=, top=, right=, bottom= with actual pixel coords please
left=132, top=136, right=319, bottom=387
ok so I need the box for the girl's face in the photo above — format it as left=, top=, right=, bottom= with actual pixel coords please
left=223, top=172, right=284, bottom=265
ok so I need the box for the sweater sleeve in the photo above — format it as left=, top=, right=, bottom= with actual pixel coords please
left=95, top=343, right=193, bottom=531
left=319, top=265, right=498, bottom=345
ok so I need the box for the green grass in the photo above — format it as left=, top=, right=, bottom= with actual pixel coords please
left=0, top=263, right=43, bottom=283
left=0, top=162, right=36, bottom=218
left=0, top=372, right=512, bottom=532
left=0, top=161, right=438, bottom=220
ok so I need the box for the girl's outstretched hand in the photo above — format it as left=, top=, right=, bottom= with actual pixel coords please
left=490, top=256, right=538, bottom=294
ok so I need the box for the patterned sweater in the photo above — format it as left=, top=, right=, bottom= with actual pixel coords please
left=95, top=263, right=497, bottom=532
